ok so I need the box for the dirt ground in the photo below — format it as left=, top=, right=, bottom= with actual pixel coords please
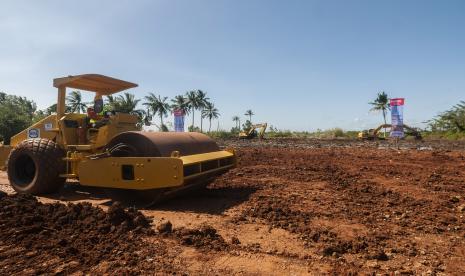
left=1, top=138, right=464, bottom=275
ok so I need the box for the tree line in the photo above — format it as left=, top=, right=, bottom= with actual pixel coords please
left=428, top=101, right=465, bottom=133
left=51, top=89, right=219, bottom=132
left=0, top=89, right=220, bottom=144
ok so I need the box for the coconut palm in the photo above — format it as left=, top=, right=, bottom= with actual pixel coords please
left=186, top=90, right=203, bottom=131
left=105, top=95, right=117, bottom=110
left=112, top=93, right=141, bottom=113
left=105, top=93, right=145, bottom=129
left=142, top=109, right=152, bottom=127
left=171, top=95, right=190, bottom=116
left=66, top=91, right=87, bottom=113
left=45, top=103, right=71, bottom=115
left=244, top=109, right=254, bottom=123
left=196, top=90, right=210, bottom=132
left=202, top=102, right=220, bottom=132
left=232, top=115, right=240, bottom=129
left=144, top=93, right=171, bottom=130
left=369, top=91, right=390, bottom=137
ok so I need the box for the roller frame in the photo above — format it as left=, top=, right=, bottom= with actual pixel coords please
left=77, top=150, right=235, bottom=190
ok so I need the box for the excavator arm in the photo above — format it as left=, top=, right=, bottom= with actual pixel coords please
left=239, top=123, right=268, bottom=139
left=369, top=124, right=422, bottom=140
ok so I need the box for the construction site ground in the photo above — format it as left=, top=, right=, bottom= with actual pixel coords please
left=1, top=138, right=464, bottom=275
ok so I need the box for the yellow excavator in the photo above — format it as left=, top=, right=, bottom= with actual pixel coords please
left=0, top=74, right=236, bottom=207
left=358, top=123, right=422, bottom=140
left=239, top=123, right=267, bottom=139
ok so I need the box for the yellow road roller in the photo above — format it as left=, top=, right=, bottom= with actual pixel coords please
left=0, top=74, right=236, bottom=207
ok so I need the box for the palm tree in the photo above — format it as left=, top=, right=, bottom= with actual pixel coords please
left=104, top=93, right=145, bottom=129
left=142, top=108, right=152, bottom=127
left=369, top=91, right=390, bottom=137
left=196, top=90, right=210, bottom=132
left=232, top=116, right=240, bottom=129
left=245, top=109, right=254, bottom=123
left=202, top=102, right=220, bottom=132
left=66, top=91, right=87, bottom=113
left=114, top=93, right=141, bottom=113
left=144, top=93, right=171, bottom=130
left=171, top=95, right=190, bottom=116
left=186, top=90, right=203, bottom=131
left=106, top=95, right=117, bottom=110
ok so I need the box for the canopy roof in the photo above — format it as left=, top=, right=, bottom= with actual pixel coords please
left=53, top=74, right=138, bottom=95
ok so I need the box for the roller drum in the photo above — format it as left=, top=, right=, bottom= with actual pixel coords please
left=104, top=131, right=222, bottom=208
left=106, top=131, right=220, bottom=157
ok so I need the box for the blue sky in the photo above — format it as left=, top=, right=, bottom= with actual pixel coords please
left=1, top=0, right=464, bottom=131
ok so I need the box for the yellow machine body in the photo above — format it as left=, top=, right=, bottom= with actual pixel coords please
left=0, top=145, right=11, bottom=170
left=77, top=149, right=235, bottom=190
left=239, top=123, right=267, bottom=139
left=2, top=74, right=236, bottom=199
left=357, top=123, right=422, bottom=140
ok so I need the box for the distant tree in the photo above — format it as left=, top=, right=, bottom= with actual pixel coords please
left=428, top=101, right=465, bottom=132
left=186, top=90, right=203, bottom=131
left=244, top=109, right=254, bottom=123
left=115, top=93, right=141, bottom=113
left=171, top=95, right=190, bottom=116
left=369, top=91, right=390, bottom=137
left=66, top=90, right=88, bottom=113
left=196, top=90, right=210, bottom=132
left=105, top=95, right=117, bottom=110
left=0, top=92, right=37, bottom=144
left=41, top=103, right=71, bottom=115
left=144, top=93, right=171, bottom=131
left=242, top=120, right=252, bottom=132
left=202, top=102, right=220, bottom=132
left=232, top=115, right=240, bottom=129
left=142, top=108, right=153, bottom=127
left=106, top=93, right=145, bottom=129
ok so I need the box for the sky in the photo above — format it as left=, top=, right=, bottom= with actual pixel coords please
left=1, top=0, right=464, bottom=131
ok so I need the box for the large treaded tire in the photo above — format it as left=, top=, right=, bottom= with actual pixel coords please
left=7, top=138, right=66, bottom=195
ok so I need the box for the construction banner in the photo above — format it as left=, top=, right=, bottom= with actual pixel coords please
left=173, top=110, right=185, bottom=132
left=390, top=98, right=405, bottom=138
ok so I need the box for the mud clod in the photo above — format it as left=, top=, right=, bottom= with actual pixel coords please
left=231, top=236, right=241, bottom=245
left=175, top=223, right=229, bottom=251
left=157, top=220, right=173, bottom=234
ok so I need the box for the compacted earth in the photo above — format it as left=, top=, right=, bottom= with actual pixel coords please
left=0, top=138, right=464, bottom=275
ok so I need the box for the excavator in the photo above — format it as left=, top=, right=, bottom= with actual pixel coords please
left=0, top=74, right=236, bottom=207
left=239, top=123, right=267, bottom=139
left=358, top=123, right=422, bottom=140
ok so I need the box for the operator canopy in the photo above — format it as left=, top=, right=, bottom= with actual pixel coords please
left=53, top=74, right=138, bottom=113
left=53, top=74, right=138, bottom=95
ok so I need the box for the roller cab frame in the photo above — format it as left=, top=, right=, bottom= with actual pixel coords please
left=2, top=74, right=236, bottom=197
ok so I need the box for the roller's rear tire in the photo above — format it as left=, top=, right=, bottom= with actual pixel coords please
left=7, top=139, right=66, bottom=195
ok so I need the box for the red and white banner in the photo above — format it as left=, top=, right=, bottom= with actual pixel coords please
left=390, top=98, right=405, bottom=138
left=390, top=98, right=405, bottom=106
